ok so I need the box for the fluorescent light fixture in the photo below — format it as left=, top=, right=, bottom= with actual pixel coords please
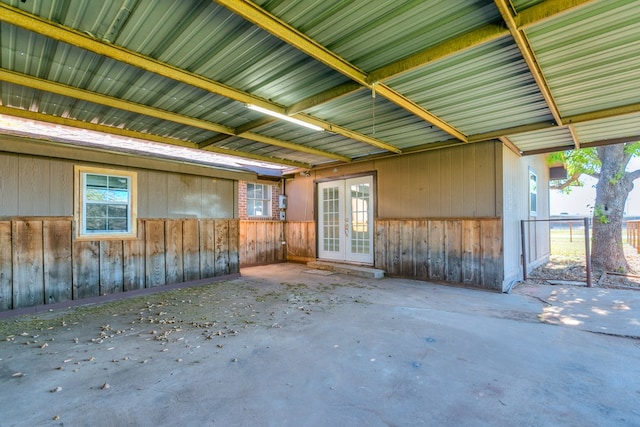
left=247, top=104, right=323, bottom=131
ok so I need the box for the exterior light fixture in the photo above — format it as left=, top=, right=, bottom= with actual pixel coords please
left=247, top=104, right=323, bottom=131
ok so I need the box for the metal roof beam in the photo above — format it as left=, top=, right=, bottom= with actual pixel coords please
left=564, top=103, right=640, bottom=124
left=0, top=68, right=346, bottom=162
left=369, top=25, right=508, bottom=83
left=0, top=105, right=311, bottom=169
left=215, top=0, right=466, bottom=144
left=494, top=0, right=563, bottom=126
left=568, top=124, right=581, bottom=150
left=293, top=0, right=595, bottom=118
left=237, top=132, right=352, bottom=163
left=286, top=82, right=363, bottom=115
left=499, top=136, right=523, bottom=157
left=517, top=0, right=598, bottom=28
left=0, top=3, right=376, bottom=158
left=0, top=68, right=234, bottom=134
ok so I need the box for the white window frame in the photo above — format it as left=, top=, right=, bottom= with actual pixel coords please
left=74, top=165, right=138, bottom=240
left=247, top=183, right=271, bottom=217
left=529, top=169, right=537, bottom=217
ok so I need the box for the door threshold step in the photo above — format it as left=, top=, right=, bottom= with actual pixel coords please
left=307, top=261, right=385, bottom=279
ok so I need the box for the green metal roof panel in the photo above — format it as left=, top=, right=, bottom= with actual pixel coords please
left=387, top=36, right=554, bottom=136
left=527, top=0, right=640, bottom=117
left=254, top=0, right=501, bottom=71
left=508, top=127, right=574, bottom=152
left=573, top=112, right=640, bottom=144
left=1, top=0, right=638, bottom=169
left=307, top=90, right=452, bottom=148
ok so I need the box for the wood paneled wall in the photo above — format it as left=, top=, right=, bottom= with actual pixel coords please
left=285, top=221, right=316, bottom=263
left=375, top=218, right=503, bottom=290
left=238, top=221, right=316, bottom=266
left=239, top=221, right=285, bottom=266
left=0, top=218, right=239, bottom=310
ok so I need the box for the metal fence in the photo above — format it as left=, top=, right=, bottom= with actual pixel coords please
left=627, top=220, right=640, bottom=254
left=521, top=217, right=592, bottom=287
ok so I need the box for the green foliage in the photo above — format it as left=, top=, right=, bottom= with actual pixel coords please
left=623, top=141, right=640, bottom=157
left=548, top=142, right=640, bottom=193
left=610, top=167, right=625, bottom=185
left=593, top=204, right=609, bottom=224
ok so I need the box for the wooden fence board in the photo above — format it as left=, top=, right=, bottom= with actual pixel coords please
left=199, top=219, right=215, bottom=278
left=12, top=221, right=44, bottom=308
left=73, top=240, right=100, bottom=299
left=304, top=222, right=315, bottom=260
left=256, top=222, right=266, bottom=264
left=228, top=220, right=239, bottom=273
left=43, top=220, right=72, bottom=304
left=428, top=220, right=445, bottom=280
left=277, top=222, right=285, bottom=262
left=123, top=221, right=145, bottom=291
left=165, top=220, right=184, bottom=284
left=445, top=220, right=462, bottom=282
left=400, top=221, right=414, bottom=276
left=388, top=220, right=402, bottom=276
left=215, top=220, right=230, bottom=276
left=245, top=221, right=257, bottom=265
left=145, top=220, right=166, bottom=287
left=481, top=219, right=502, bottom=289
left=374, top=220, right=387, bottom=271
left=462, top=220, right=481, bottom=285
left=0, top=222, right=12, bottom=310
left=284, top=221, right=314, bottom=262
left=413, top=220, right=429, bottom=279
left=267, top=222, right=276, bottom=262
left=100, top=240, right=123, bottom=295
left=183, top=219, right=200, bottom=281
left=239, top=218, right=247, bottom=266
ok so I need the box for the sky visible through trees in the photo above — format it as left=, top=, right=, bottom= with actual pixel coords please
left=551, top=156, right=640, bottom=217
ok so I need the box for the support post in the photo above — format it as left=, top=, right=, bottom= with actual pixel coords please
left=584, top=217, right=592, bottom=287
left=521, top=220, right=527, bottom=281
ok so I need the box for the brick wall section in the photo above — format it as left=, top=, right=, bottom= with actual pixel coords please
left=238, top=180, right=282, bottom=220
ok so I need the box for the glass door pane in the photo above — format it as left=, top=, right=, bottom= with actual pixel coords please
left=346, top=176, right=373, bottom=264
left=318, top=182, right=344, bottom=261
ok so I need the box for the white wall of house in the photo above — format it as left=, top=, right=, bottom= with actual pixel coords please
left=502, top=146, right=550, bottom=290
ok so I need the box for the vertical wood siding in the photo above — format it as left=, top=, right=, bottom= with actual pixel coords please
left=375, top=218, right=503, bottom=290
left=239, top=220, right=286, bottom=266
left=284, top=221, right=316, bottom=263
left=0, top=218, right=239, bottom=311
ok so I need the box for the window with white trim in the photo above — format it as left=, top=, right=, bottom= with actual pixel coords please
left=529, top=169, right=537, bottom=216
left=75, top=166, right=137, bottom=238
left=247, top=183, right=271, bottom=217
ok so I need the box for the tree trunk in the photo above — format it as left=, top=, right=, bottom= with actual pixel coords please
left=590, top=145, right=632, bottom=272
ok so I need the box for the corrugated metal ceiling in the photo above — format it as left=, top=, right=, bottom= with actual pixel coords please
left=0, top=0, right=638, bottom=173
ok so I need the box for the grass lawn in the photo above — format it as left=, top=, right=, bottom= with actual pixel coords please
left=550, top=228, right=589, bottom=257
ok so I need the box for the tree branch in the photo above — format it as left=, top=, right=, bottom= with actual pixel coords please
left=629, top=168, right=640, bottom=182
left=550, top=172, right=582, bottom=190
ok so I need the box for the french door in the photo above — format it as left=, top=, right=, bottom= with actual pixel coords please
left=317, top=175, right=374, bottom=264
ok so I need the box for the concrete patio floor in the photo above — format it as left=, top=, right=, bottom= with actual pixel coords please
left=1, top=263, right=639, bottom=427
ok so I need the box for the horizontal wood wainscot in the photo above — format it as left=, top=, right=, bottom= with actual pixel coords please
left=0, top=218, right=239, bottom=311
left=375, top=218, right=503, bottom=290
